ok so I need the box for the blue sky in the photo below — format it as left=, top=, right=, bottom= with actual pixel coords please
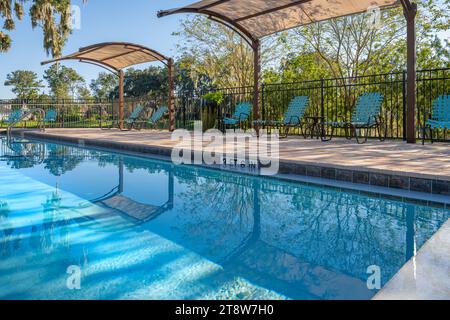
left=0, top=0, right=194, bottom=98
left=0, top=1, right=448, bottom=98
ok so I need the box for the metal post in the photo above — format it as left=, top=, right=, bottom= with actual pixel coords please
left=402, top=70, right=407, bottom=141
left=168, top=58, right=175, bottom=132
left=119, top=70, right=125, bottom=130
left=253, top=40, right=261, bottom=132
left=261, top=83, right=265, bottom=122
left=404, top=1, right=418, bottom=143
left=320, top=78, right=325, bottom=118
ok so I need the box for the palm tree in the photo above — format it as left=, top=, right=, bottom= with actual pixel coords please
left=0, top=0, right=76, bottom=57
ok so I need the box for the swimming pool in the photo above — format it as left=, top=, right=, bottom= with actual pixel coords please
left=0, top=136, right=448, bottom=300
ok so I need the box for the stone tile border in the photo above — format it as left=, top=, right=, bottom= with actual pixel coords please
left=279, top=161, right=450, bottom=196
left=9, top=130, right=450, bottom=198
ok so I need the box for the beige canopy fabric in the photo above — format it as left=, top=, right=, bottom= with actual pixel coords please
left=158, top=0, right=400, bottom=40
left=41, top=42, right=170, bottom=71
left=41, top=42, right=176, bottom=131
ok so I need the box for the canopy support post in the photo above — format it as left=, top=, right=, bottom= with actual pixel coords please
left=253, top=40, right=261, bottom=134
left=119, top=70, right=125, bottom=130
left=168, top=58, right=175, bottom=132
left=403, top=1, right=417, bottom=143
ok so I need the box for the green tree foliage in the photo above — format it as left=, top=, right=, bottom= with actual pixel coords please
left=176, top=1, right=449, bottom=87
left=4, top=70, right=44, bottom=99
left=0, top=0, right=74, bottom=57
left=90, top=72, right=118, bottom=100
left=174, top=16, right=284, bottom=88
left=43, top=64, right=87, bottom=99
left=112, top=66, right=168, bottom=99
left=77, top=85, right=92, bottom=101
left=273, top=0, right=449, bottom=83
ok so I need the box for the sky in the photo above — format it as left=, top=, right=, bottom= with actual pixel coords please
left=0, top=0, right=194, bottom=98
left=0, top=1, right=448, bottom=99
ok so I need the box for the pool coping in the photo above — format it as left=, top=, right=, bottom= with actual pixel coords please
left=8, top=130, right=450, bottom=205
left=2, top=130, right=450, bottom=300
left=374, top=218, right=450, bottom=300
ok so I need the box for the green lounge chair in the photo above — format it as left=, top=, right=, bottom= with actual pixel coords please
left=221, top=102, right=252, bottom=132
left=122, top=105, right=145, bottom=130
left=423, top=94, right=450, bottom=144
left=142, top=106, right=169, bottom=129
left=254, top=96, right=309, bottom=138
left=322, top=92, right=385, bottom=144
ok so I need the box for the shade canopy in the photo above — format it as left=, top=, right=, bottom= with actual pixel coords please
left=158, top=0, right=400, bottom=42
left=41, top=42, right=170, bottom=72
left=41, top=42, right=176, bottom=131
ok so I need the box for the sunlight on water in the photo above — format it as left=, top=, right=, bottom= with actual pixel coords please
left=0, top=137, right=448, bottom=300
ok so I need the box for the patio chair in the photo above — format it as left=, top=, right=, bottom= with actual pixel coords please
left=44, top=109, right=57, bottom=123
left=139, top=106, right=169, bottom=130
left=4, top=109, right=24, bottom=125
left=220, top=102, right=252, bottom=132
left=423, top=94, right=450, bottom=145
left=321, top=92, right=385, bottom=144
left=254, top=96, right=309, bottom=138
left=122, top=104, right=145, bottom=131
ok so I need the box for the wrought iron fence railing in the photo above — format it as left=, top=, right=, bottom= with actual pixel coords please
left=0, top=99, right=114, bottom=129
left=0, top=68, right=448, bottom=140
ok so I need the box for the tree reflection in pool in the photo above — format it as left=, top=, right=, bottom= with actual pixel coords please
left=0, top=137, right=448, bottom=300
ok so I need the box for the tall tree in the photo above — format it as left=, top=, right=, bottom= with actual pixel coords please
left=283, top=0, right=449, bottom=80
left=174, top=16, right=284, bottom=89
left=43, top=64, right=85, bottom=99
left=0, top=0, right=74, bottom=57
left=4, top=70, right=44, bottom=99
left=90, top=72, right=118, bottom=99
left=175, top=1, right=449, bottom=88
left=111, top=66, right=168, bottom=99
left=77, top=85, right=92, bottom=101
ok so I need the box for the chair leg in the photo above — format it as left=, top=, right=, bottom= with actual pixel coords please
left=377, top=123, right=386, bottom=142
left=321, top=126, right=335, bottom=142
left=346, top=126, right=355, bottom=140
left=355, top=127, right=369, bottom=144
left=300, top=124, right=307, bottom=139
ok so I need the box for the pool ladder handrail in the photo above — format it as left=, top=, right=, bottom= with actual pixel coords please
left=7, top=108, right=46, bottom=137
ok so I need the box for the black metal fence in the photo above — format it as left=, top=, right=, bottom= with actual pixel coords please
left=0, top=99, right=114, bottom=129
left=1, top=68, right=448, bottom=140
left=0, top=96, right=167, bottom=130
left=176, top=68, right=449, bottom=140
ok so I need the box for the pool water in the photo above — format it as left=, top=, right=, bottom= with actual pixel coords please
left=0, top=137, right=448, bottom=300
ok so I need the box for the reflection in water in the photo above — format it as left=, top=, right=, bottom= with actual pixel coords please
left=0, top=137, right=448, bottom=300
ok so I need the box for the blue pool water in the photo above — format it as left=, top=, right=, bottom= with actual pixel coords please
left=0, top=136, right=448, bottom=300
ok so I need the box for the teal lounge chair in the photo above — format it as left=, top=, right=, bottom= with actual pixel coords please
left=44, top=109, right=57, bottom=123
left=221, top=102, right=252, bottom=131
left=322, top=92, right=385, bottom=144
left=122, top=105, right=145, bottom=130
left=423, top=94, right=450, bottom=144
left=254, top=96, right=309, bottom=138
left=4, top=109, right=24, bottom=125
left=143, top=106, right=169, bottom=129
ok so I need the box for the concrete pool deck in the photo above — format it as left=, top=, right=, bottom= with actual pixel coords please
left=6, top=128, right=450, bottom=300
